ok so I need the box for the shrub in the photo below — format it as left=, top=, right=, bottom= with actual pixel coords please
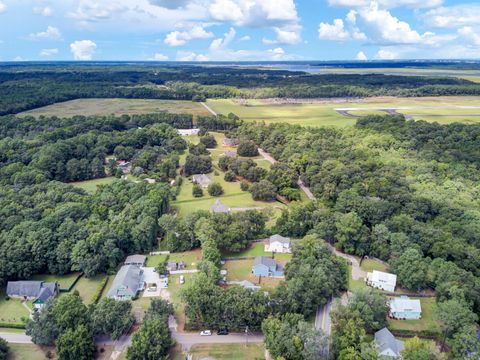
left=207, top=183, right=224, bottom=196
left=200, top=135, right=217, bottom=149
left=91, top=277, right=109, bottom=305
left=237, top=141, right=259, bottom=157
left=224, top=171, right=236, bottom=182
left=240, top=181, right=250, bottom=191
left=192, top=184, right=203, bottom=198
left=250, top=180, right=277, bottom=201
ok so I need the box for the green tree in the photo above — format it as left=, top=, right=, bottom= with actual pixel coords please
left=335, top=211, right=369, bottom=256
left=448, top=326, right=480, bottom=360
left=192, top=184, right=203, bottom=197
left=92, top=298, right=133, bottom=340
left=390, top=248, right=428, bottom=290
left=237, top=141, right=258, bottom=157
left=401, top=337, right=439, bottom=360
left=207, top=182, right=224, bottom=196
left=435, top=299, right=478, bottom=347
left=26, top=299, right=59, bottom=345
left=250, top=180, right=277, bottom=201
left=56, top=325, right=96, bottom=360
left=348, top=288, right=389, bottom=333
left=52, top=291, right=89, bottom=332
left=0, top=338, right=9, bottom=360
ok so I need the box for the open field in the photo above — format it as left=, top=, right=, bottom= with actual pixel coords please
left=388, top=297, right=440, bottom=334
left=32, top=272, right=81, bottom=289
left=70, top=177, right=116, bottom=193
left=145, top=249, right=203, bottom=268
left=360, top=258, right=388, bottom=273
left=223, top=242, right=292, bottom=262
left=207, top=97, right=480, bottom=127
left=177, top=343, right=265, bottom=360
left=73, top=274, right=108, bottom=304
left=19, top=98, right=211, bottom=118
left=7, top=344, right=56, bottom=360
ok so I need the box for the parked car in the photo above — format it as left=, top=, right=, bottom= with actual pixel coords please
left=179, top=275, right=185, bottom=284
left=200, top=330, right=212, bottom=336
left=217, top=329, right=229, bottom=335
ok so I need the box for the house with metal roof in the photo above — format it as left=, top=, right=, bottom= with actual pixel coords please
left=124, top=254, right=147, bottom=267
left=367, top=270, right=397, bottom=292
left=252, top=256, right=284, bottom=277
left=265, top=234, right=291, bottom=253
left=211, top=199, right=231, bottom=214
left=6, top=281, right=58, bottom=309
left=389, top=296, right=422, bottom=320
left=374, top=327, right=404, bottom=358
left=107, top=265, right=144, bottom=301
left=223, top=137, right=237, bottom=147
left=192, top=174, right=213, bottom=188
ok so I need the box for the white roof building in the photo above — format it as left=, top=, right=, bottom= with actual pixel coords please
left=389, top=296, right=422, bottom=320
left=366, top=270, right=397, bottom=292
left=178, top=128, right=200, bottom=136
left=265, top=234, right=291, bottom=253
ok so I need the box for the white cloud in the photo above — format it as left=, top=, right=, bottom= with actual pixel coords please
left=356, top=51, right=367, bottom=60
left=176, top=51, right=209, bottom=61
left=424, top=5, right=480, bottom=28
left=0, top=1, right=6, bottom=13
left=149, top=0, right=191, bottom=9
left=239, top=35, right=251, bottom=41
left=267, top=47, right=286, bottom=60
left=210, top=28, right=236, bottom=51
left=149, top=53, right=169, bottom=60
left=458, top=27, right=480, bottom=47
left=263, top=25, right=302, bottom=45
left=318, top=18, right=365, bottom=41
left=328, top=0, right=442, bottom=9
left=70, top=40, right=97, bottom=60
left=375, top=49, right=397, bottom=59
left=28, top=26, right=62, bottom=41
left=164, top=25, right=213, bottom=46
left=40, top=48, right=59, bottom=57
left=34, top=6, right=53, bottom=16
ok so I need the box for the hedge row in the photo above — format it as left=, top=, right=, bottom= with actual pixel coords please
left=0, top=322, right=26, bottom=329
left=59, top=273, right=84, bottom=293
left=90, top=277, right=109, bottom=304
left=390, top=328, right=440, bottom=340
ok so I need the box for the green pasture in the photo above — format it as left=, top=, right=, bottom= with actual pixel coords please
left=19, top=98, right=210, bottom=118
left=70, top=177, right=116, bottom=193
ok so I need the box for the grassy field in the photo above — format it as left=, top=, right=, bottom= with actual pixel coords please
left=175, top=343, right=265, bottom=360
left=207, top=97, right=480, bottom=127
left=360, top=258, right=388, bottom=273
left=145, top=249, right=203, bottom=268
left=388, top=297, right=440, bottom=334
left=223, top=242, right=292, bottom=262
left=19, top=98, right=211, bottom=118
left=223, top=258, right=285, bottom=292
left=70, top=177, right=116, bottom=193
left=32, top=272, right=81, bottom=289
left=73, top=274, right=108, bottom=304
left=7, top=344, right=55, bottom=360
left=0, top=291, right=30, bottom=325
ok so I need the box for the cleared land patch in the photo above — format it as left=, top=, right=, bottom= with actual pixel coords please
left=19, top=98, right=211, bottom=118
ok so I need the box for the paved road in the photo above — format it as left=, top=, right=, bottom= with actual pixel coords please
left=259, top=148, right=316, bottom=200
left=173, top=331, right=264, bottom=351
left=201, top=102, right=217, bottom=116
left=0, top=332, right=32, bottom=344
left=315, top=300, right=332, bottom=335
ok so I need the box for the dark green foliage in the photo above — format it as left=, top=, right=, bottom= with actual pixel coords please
left=188, top=142, right=209, bottom=155
left=262, top=314, right=328, bottom=360
left=26, top=299, right=59, bottom=346
left=250, top=179, right=277, bottom=201
left=192, top=184, right=204, bottom=197
left=199, top=135, right=217, bottom=148
left=390, top=248, right=429, bottom=290
left=343, top=288, right=389, bottom=333
left=207, top=182, right=224, bottom=196
left=274, top=235, right=348, bottom=317
left=240, top=181, right=249, bottom=191
left=223, top=171, right=236, bottom=182
left=237, top=141, right=258, bottom=157
left=92, top=298, right=133, bottom=340
left=184, top=154, right=212, bottom=176
left=52, top=291, right=89, bottom=333
left=0, top=337, right=9, bottom=360
left=56, top=325, right=96, bottom=360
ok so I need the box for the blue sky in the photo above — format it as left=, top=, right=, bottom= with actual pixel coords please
left=0, top=0, right=478, bottom=61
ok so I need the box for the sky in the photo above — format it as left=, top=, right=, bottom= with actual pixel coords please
left=0, top=0, right=479, bottom=61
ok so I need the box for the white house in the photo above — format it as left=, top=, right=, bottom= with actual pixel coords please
left=389, top=296, right=422, bottom=320
left=366, top=270, right=397, bottom=292
left=374, top=327, right=404, bottom=358
left=265, top=234, right=291, bottom=253
left=178, top=128, right=200, bottom=136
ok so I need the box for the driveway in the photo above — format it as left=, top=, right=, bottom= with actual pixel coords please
left=142, top=267, right=163, bottom=297
left=0, top=332, right=32, bottom=344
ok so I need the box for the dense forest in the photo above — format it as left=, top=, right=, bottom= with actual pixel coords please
left=235, top=116, right=480, bottom=316
left=1, top=64, right=480, bottom=114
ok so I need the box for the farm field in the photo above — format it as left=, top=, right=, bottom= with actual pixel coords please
left=388, top=297, right=440, bottom=334
left=207, top=96, right=480, bottom=127
left=19, top=98, right=211, bottom=118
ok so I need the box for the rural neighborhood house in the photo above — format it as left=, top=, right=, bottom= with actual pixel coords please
left=366, top=270, right=397, bottom=292
left=389, top=296, right=422, bottom=320
left=374, top=327, right=404, bottom=358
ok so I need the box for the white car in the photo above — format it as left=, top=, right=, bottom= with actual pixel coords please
left=200, top=330, right=212, bottom=336
left=179, top=275, right=185, bottom=284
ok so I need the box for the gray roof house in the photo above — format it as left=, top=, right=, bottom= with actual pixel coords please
left=7, top=281, right=58, bottom=308
left=267, top=234, right=292, bottom=253
left=124, top=254, right=147, bottom=267
left=252, top=256, right=284, bottom=277
left=374, top=328, right=404, bottom=358
left=192, top=174, right=213, bottom=188
left=107, top=265, right=144, bottom=301
left=211, top=200, right=231, bottom=214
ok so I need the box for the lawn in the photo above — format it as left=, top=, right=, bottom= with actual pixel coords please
left=207, top=96, right=480, bottom=127
left=145, top=249, right=203, bottom=268
left=348, top=265, right=367, bottom=292
left=0, top=291, right=30, bottom=325
left=6, top=344, right=55, bottom=360
left=73, top=274, right=108, bottom=304
left=180, top=343, right=265, bottom=360
left=19, top=98, right=211, bottom=118
left=360, top=258, right=388, bottom=273
left=223, top=259, right=284, bottom=292
left=223, top=242, right=292, bottom=262
left=70, top=177, right=116, bottom=193
left=388, top=297, right=440, bottom=334
left=32, top=272, right=81, bottom=290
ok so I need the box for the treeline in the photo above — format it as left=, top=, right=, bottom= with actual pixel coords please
left=235, top=116, right=480, bottom=315
left=2, top=64, right=480, bottom=114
